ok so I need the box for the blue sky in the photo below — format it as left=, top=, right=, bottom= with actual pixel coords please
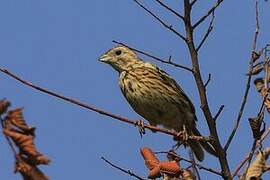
left=0, top=0, right=270, bottom=179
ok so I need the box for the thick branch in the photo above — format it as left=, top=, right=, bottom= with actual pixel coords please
left=224, top=0, right=260, bottom=152
left=133, top=0, right=187, bottom=42
left=112, top=40, right=193, bottom=72
left=183, top=1, right=231, bottom=179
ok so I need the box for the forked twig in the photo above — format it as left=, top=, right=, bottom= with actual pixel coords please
left=196, top=12, right=215, bottom=52
left=193, top=0, right=224, bottom=29
left=191, top=0, right=199, bottom=6
left=154, top=0, right=184, bottom=21
left=133, top=0, right=187, bottom=42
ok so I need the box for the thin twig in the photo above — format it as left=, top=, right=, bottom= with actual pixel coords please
left=155, top=151, right=222, bottom=176
left=224, top=0, right=260, bottom=152
left=193, top=0, right=224, bottom=29
left=112, top=40, right=193, bottom=72
left=101, top=157, right=146, bottom=180
left=133, top=0, right=187, bottom=42
left=189, top=150, right=201, bottom=180
left=196, top=12, right=215, bottom=52
left=191, top=0, right=199, bottom=7
left=204, top=73, right=212, bottom=88
left=213, top=105, right=225, bottom=121
left=154, top=0, right=185, bottom=21
left=232, top=127, right=270, bottom=177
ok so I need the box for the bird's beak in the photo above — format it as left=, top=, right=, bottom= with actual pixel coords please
left=99, top=54, right=111, bottom=62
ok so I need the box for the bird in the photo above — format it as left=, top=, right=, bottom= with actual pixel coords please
left=99, top=45, right=216, bottom=161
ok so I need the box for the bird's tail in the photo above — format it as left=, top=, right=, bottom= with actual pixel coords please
left=192, top=126, right=217, bottom=157
left=188, top=140, right=204, bottom=162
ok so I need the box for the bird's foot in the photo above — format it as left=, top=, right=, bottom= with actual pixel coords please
left=135, top=120, right=146, bottom=138
left=173, top=126, right=189, bottom=142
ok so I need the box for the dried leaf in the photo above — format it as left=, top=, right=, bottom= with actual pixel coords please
left=248, top=115, right=265, bottom=140
left=260, top=88, right=270, bottom=114
left=4, top=108, right=35, bottom=136
left=252, top=50, right=262, bottom=62
left=247, top=62, right=264, bottom=76
left=148, top=166, right=161, bottom=179
left=159, top=161, right=181, bottom=176
left=254, top=78, right=264, bottom=92
left=3, top=129, right=50, bottom=165
left=140, top=147, right=160, bottom=170
left=0, top=99, right=11, bottom=115
left=15, top=159, right=49, bottom=180
left=265, top=63, right=270, bottom=84
left=181, top=169, right=196, bottom=180
left=245, top=147, right=270, bottom=180
left=140, top=148, right=182, bottom=179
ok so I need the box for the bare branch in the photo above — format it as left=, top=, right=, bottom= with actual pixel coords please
left=101, top=157, right=146, bottom=180
left=133, top=0, right=187, bottom=42
left=154, top=0, right=185, bottom=21
left=204, top=73, right=212, bottom=88
left=213, top=105, right=225, bottom=121
left=196, top=12, right=215, bottom=52
left=193, top=0, right=224, bottom=29
left=191, top=0, right=199, bottom=7
left=112, top=40, right=193, bottom=72
left=183, top=0, right=231, bottom=178
left=224, top=0, right=260, bottom=152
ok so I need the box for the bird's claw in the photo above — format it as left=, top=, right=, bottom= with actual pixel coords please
left=135, top=120, right=145, bottom=138
left=173, top=126, right=189, bottom=142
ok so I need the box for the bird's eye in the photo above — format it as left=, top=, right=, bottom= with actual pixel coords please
left=115, top=50, right=122, bottom=56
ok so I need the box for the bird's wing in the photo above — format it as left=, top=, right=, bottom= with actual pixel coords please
left=143, top=62, right=197, bottom=118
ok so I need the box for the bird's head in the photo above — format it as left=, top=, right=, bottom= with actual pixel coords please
left=99, top=46, right=141, bottom=73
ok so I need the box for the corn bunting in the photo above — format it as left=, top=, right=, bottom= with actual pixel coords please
left=99, top=45, right=216, bottom=161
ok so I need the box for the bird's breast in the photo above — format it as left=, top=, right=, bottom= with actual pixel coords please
left=119, top=71, right=185, bottom=130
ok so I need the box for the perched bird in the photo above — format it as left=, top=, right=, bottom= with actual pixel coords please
left=99, top=45, right=216, bottom=161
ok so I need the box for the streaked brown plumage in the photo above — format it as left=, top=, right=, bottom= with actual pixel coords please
left=99, top=46, right=216, bottom=161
